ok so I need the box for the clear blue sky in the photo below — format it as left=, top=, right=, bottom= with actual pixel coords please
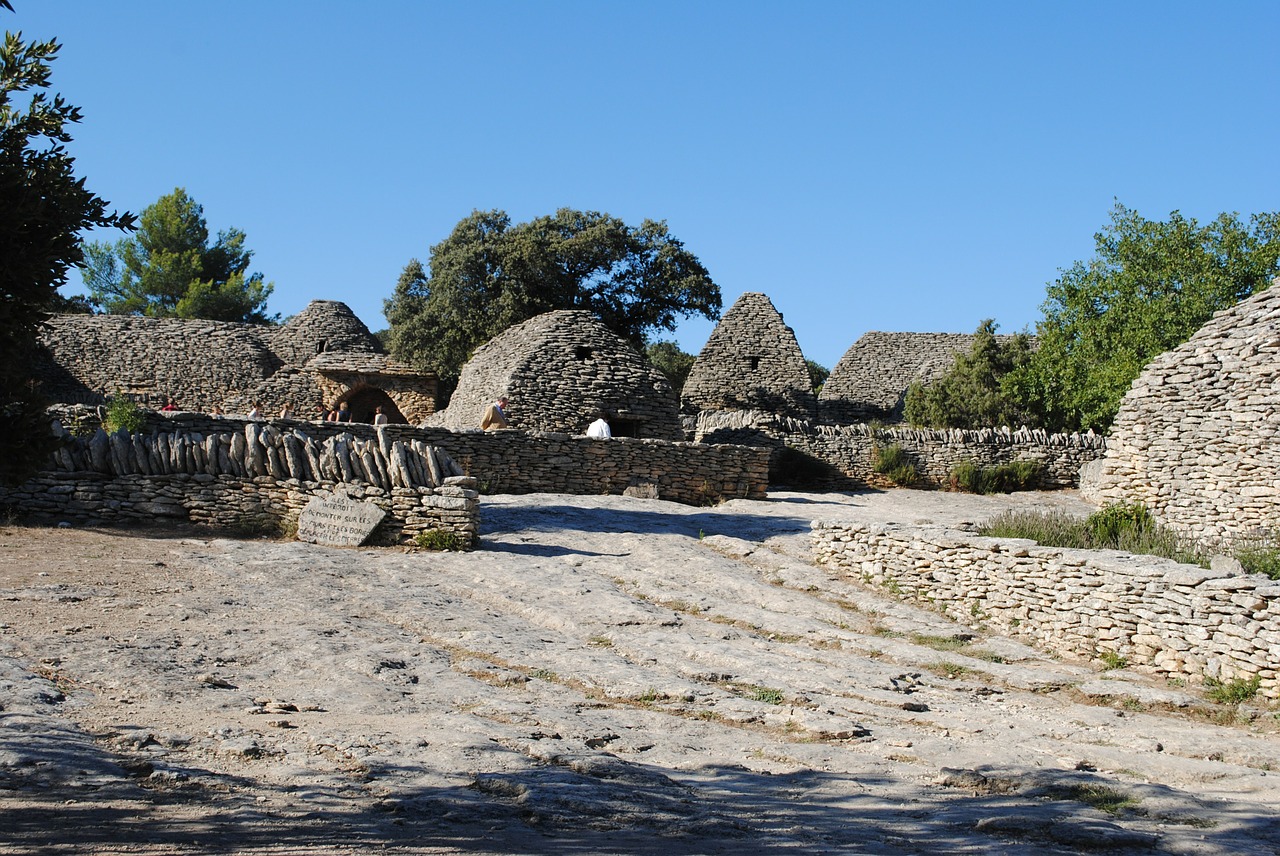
left=16, top=1, right=1280, bottom=370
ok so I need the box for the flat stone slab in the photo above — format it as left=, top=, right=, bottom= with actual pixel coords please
left=296, top=493, right=386, bottom=547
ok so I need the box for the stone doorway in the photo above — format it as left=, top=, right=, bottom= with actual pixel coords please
left=344, top=386, right=407, bottom=424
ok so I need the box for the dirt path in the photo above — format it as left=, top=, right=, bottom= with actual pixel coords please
left=1, top=489, right=1277, bottom=854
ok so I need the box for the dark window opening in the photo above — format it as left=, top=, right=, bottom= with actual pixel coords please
left=748, top=356, right=760, bottom=371
left=316, top=340, right=327, bottom=355
left=611, top=418, right=639, bottom=438
left=575, top=346, right=593, bottom=361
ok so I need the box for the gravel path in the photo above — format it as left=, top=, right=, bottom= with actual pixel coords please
left=1, top=489, right=1277, bottom=854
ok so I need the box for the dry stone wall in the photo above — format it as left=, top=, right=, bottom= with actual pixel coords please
left=812, top=520, right=1280, bottom=699
left=10, top=415, right=479, bottom=547
left=1080, top=281, right=1280, bottom=545
left=681, top=292, right=816, bottom=419
left=38, top=407, right=768, bottom=511
left=694, top=410, right=1104, bottom=490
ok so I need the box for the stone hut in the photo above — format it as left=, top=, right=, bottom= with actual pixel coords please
left=681, top=292, right=816, bottom=419
left=428, top=310, right=682, bottom=439
left=819, top=331, right=1011, bottom=424
left=1080, top=280, right=1280, bottom=545
left=34, top=300, right=438, bottom=423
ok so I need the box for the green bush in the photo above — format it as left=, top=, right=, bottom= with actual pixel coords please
left=103, top=394, right=144, bottom=434
left=949, top=459, right=1042, bottom=494
left=1085, top=503, right=1154, bottom=546
left=872, top=443, right=920, bottom=486
left=1203, top=674, right=1261, bottom=704
left=414, top=529, right=463, bottom=551
left=1233, top=545, right=1280, bottom=580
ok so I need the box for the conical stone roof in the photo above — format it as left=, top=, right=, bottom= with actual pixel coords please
left=681, top=292, right=815, bottom=419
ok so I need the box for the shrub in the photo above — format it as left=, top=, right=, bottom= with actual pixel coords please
left=414, top=529, right=463, bottom=551
left=949, top=459, right=1042, bottom=494
left=872, top=443, right=920, bottom=486
left=1203, top=675, right=1261, bottom=704
left=1085, top=503, right=1154, bottom=546
left=1233, top=545, right=1280, bottom=580
left=103, top=394, right=144, bottom=434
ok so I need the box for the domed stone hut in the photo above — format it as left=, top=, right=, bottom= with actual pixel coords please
left=34, top=300, right=438, bottom=423
left=819, top=332, right=996, bottom=424
left=1080, top=279, right=1280, bottom=545
left=428, top=310, right=682, bottom=439
left=681, top=292, right=815, bottom=419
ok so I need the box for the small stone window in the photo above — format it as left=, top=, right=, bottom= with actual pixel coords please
left=316, top=339, right=327, bottom=355
left=575, top=346, right=593, bottom=361
left=748, top=356, right=760, bottom=371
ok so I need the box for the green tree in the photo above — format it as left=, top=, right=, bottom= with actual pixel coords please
left=0, top=14, right=134, bottom=484
left=384, top=208, right=721, bottom=382
left=903, top=320, right=1036, bottom=429
left=805, top=359, right=829, bottom=395
left=645, top=340, right=696, bottom=396
left=82, top=187, right=275, bottom=323
left=1007, top=204, right=1280, bottom=433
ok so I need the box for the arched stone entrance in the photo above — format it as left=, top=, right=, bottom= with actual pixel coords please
left=343, top=385, right=407, bottom=424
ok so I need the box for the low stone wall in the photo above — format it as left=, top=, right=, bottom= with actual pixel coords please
left=812, top=520, right=1280, bottom=699
left=2, top=471, right=479, bottom=548
left=694, top=411, right=1105, bottom=490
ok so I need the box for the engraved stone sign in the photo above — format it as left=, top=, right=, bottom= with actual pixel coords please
left=296, top=493, right=386, bottom=547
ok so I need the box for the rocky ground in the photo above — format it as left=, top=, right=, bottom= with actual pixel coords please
left=1, top=488, right=1278, bottom=855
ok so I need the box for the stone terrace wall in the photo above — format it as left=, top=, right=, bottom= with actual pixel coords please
left=813, top=521, right=1280, bottom=699
left=54, top=408, right=770, bottom=507
left=1081, top=281, right=1280, bottom=545
left=694, top=411, right=1104, bottom=490
left=681, top=292, right=816, bottom=419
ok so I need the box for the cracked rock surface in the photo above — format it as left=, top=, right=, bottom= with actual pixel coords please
left=1, top=488, right=1277, bottom=854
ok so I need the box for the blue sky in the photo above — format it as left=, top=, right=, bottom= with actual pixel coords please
left=15, top=1, right=1280, bottom=370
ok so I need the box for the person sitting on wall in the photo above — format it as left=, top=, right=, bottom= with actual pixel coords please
left=247, top=402, right=264, bottom=420
left=586, top=410, right=612, bottom=439
left=372, top=405, right=389, bottom=426
left=279, top=402, right=294, bottom=419
left=481, top=396, right=510, bottom=430
left=160, top=397, right=179, bottom=412
left=312, top=403, right=328, bottom=420
left=327, top=401, right=351, bottom=422
left=209, top=405, right=225, bottom=418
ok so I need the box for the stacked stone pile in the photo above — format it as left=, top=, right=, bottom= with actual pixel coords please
left=813, top=519, right=1280, bottom=699
left=1081, top=280, right=1280, bottom=545
left=681, top=292, right=816, bottom=419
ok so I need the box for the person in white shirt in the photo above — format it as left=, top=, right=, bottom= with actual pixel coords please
left=373, top=405, right=389, bottom=425
left=586, top=411, right=612, bottom=439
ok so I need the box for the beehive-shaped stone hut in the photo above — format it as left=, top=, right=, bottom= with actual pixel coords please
left=820, top=332, right=992, bottom=423
left=34, top=301, right=438, bottom=423
left=429, top=310, right=682, bottom=439
left=681, top=292, right=815, bottom=419
left=1080, top=280, right=1280, bottom=544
